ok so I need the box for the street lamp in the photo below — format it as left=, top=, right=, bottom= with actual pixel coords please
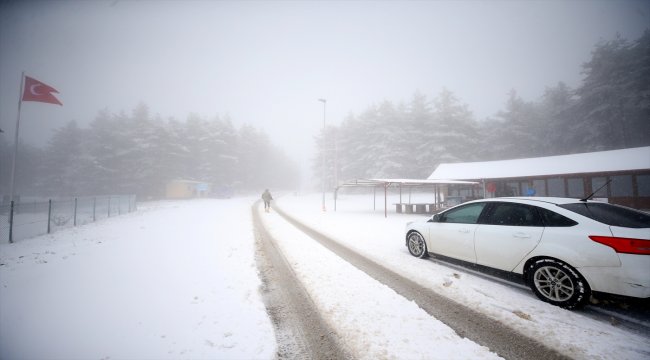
left=318, top=98, right=326, bottom=212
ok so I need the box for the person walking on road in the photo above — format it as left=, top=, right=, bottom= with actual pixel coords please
left=262, top=189, right=273, bottom=212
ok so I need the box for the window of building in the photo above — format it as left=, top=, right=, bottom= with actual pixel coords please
left=610, top=175, right=633, bottom=197
left=637, top=175, right=650, bottom=197
left=532, top=179, right=546, bottom=196
left=567, top=178, right=585, bottom=198
left=591, top=177, right=609, bottom=198
left=547, top=178, right=565, bottom=197
left=506, top=182, right=520, bottom=196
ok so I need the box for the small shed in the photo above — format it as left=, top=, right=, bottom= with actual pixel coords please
left=166, top=180, right=211, bottom=199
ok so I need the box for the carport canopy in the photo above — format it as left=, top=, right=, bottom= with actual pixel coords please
left=334, top=178, right=479, bottom=217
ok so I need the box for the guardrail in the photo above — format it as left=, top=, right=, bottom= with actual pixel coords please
left=0, top=195, right=137, bottom=244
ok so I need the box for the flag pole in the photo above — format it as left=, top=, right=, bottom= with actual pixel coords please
left=9, top=72, right=25, bottom=208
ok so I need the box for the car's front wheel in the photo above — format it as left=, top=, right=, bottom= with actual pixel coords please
left=527, top=258, right=590, bottom=309
left=407, top=231, right=428, bottom=258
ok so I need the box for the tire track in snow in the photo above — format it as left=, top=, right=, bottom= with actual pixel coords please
left=273, top=204, right=569, bottom=360
left=252, top=202, right=352, bottom=359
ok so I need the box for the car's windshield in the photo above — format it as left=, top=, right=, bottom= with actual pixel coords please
left=559, top=203, right=650, bottom=228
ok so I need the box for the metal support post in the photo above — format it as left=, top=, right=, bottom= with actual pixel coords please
left=8, top=201, right=15, bottom=243
left=47, top=199, right=52, bottom=234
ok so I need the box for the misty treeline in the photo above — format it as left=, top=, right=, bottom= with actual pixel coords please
left=0, top=105, right=299, bottom=199
left=315, top=31, right=650, bottom=185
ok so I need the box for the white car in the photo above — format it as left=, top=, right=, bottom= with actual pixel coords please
left=405, top=197, right=650, bottom=309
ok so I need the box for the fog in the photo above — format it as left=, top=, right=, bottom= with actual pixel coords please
left=1, top=0, right=649, bottom=191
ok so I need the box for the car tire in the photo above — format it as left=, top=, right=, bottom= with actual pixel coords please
left=407, top=231, right=428, bottom=258
left=527, top=258, right=590, bottom=309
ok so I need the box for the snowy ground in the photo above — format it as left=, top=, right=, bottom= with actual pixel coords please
left=260, top=200, right=500, bottom=359
left=276, top=192, right=650, bottom=360
left=0, top=198, right=275, bottom=360
left=0, top=194, right=648, bottom=359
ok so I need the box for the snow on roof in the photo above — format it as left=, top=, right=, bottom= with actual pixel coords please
left=428, top=146, right=650, bottom=180
left=369, top=178, right=479, bottom=185
left=338, top=178, right=478, bottom=187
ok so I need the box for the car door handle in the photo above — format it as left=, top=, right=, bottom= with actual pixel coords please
left=513, top=232, right=531, bottom=239
left=459, top=228, right=470, bottom=233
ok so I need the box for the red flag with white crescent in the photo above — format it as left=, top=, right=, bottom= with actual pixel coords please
left=21, top=76, right=62, bottom=105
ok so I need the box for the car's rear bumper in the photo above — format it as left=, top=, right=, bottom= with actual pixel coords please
left=579, top=254, right=650, bottom=299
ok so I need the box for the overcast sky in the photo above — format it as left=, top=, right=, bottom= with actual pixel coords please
left=1, top=0, right=648, bottom=174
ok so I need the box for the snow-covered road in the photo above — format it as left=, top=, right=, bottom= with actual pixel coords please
left=260, top=201, right=502, bottom=359
left=0, top=195, right=648, bottom=359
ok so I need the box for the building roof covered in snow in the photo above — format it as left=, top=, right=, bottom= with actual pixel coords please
left=428, top=146, right=650, bottom=180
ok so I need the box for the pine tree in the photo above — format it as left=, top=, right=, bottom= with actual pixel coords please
left=407, top=92, right=436, bottom=178
left=431, top=89, right=479, bottom=165
left=39, top=121, right=86, bottom=196
left=571, top=31, right=650, bottom=150
left=487, top=90, right=543, bottom=159
left=538, top=82, right=577, bottom=155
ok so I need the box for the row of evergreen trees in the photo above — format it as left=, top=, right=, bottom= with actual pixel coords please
left=0, top=105, right=299, bottom=199
left=2, top=31, right=647, bottom=199
left=314, top=31, right=650, bottom=185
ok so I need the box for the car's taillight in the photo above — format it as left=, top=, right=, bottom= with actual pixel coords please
left=589, top=236, right=650, bottom=255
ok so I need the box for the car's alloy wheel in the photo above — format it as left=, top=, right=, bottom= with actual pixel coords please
left=407, top=232, right=428, bottom=258
left=534, top=266, right=574, bottom=301
left=528, top=258, right=590, bottom=309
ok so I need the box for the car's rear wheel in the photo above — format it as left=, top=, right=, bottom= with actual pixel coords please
left=527, top=258, right=590, bottom=309
left=407, top=232, right=428, bottom=258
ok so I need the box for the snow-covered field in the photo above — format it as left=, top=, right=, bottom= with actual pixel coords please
left=1, top=194, right=648, bottom=359
left=0, top=198, right=275, bottom=360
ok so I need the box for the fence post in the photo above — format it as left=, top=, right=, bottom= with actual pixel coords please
left=118, top=196, right=121, bottom=215
left=74, top=198, right=78, bottom=226
left=8, top=201, right=14, bottom=244
left=93, top=197, right=96, bottom=222
left=47, top=199, right=52, bottom=234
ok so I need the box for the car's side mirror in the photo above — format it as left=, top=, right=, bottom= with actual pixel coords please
left=429, top=214, right=441, bottom=222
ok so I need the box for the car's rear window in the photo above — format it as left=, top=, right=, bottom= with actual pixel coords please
left=537, top=207, right=578, bottom=227
left=559, top=203, right=650, bottom=228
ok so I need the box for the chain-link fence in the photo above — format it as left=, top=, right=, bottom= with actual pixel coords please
left=0, top=195, right=136, bottom=244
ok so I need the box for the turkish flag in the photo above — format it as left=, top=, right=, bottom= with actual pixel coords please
left=22, top=76, right=62, bottom=105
